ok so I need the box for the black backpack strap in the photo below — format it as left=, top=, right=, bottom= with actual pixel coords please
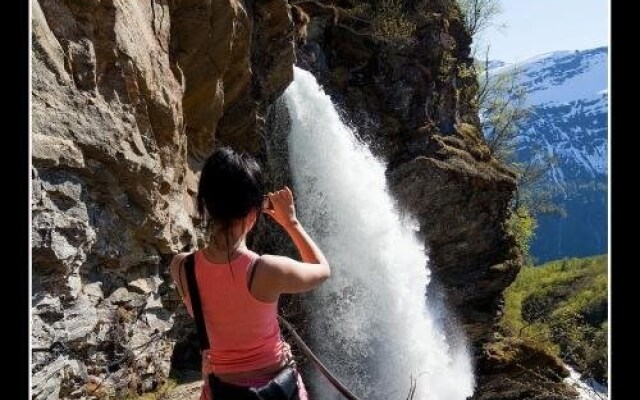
left=183, top=252, right=210, bottom=351
left=247, top=256, right=261, bottom=292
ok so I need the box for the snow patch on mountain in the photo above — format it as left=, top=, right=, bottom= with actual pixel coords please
left=489, top=47, right=608, bottom=261
left=490, top=47, right=608, bottom=188
left=493, top=48, right=607, bottom=107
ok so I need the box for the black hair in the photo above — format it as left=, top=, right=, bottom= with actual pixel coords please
left=197, top=146, right=264, bottom=228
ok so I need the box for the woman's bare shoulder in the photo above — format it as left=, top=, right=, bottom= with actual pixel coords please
left=257, top=254, right=299, bottom=271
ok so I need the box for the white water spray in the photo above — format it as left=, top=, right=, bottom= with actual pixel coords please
left=564, top=366, right=608, bottom=400
left=283, top=67, right=475, bottom=399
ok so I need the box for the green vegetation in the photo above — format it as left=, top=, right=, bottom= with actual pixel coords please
left=350, top=0, right=417, bottom=41
left=475, top=32, right=559, bottom=263
left=349, top=0, right=447, bottom=41
left=371, top=0, right=416, bottom=40
left=500, top=255, right=608, bottom=384
left=457, top=0, right=502, bottom=37
left=506, top=205, right=537, bottom=261
left=477, top=63, right=528, bottom=161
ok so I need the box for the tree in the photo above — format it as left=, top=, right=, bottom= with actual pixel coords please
left=476, top=50, right=562, bottom=259
left=512, top=154, right=564, bottom=218
left=457, top=0, right=502, bottom=37
left=477, top=52, right=529, bottom=161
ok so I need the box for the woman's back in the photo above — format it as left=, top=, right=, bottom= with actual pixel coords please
left=171, top=147, right=329, bottom=399
left=182, top=250, right=287, bottom=375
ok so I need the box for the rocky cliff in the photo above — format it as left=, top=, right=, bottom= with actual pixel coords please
left=32, top=1, right=534, bottom=399
left=32, top=0, right=294, bottom=397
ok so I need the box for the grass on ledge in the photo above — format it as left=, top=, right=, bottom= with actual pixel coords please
left=500, top=254, right=608, bottom=383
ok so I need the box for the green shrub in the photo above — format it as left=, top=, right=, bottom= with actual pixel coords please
left=370, top=0, right=417, bottom=40
left=506, top=205, right=536, bottom=260
left=500, top=255, right=608, bottom=384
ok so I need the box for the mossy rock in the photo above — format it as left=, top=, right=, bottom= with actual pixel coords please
left=482, top=337, right=568, bottom=378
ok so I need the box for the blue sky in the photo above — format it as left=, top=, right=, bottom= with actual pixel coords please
left=479, top=0, right=609, bottom=63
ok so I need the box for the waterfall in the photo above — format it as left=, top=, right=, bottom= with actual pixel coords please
left=282, top=67, right=475, bottom=399
left=564, top=366, right=609, bottom=400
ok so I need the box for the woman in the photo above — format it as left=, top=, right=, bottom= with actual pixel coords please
left=170, top=147, right=330, bottom=400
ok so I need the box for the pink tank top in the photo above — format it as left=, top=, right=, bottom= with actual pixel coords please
left=183, top=249, right=288, bottom=374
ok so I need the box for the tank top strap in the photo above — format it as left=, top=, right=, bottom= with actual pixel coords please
left=210, top=249, right=259, bottom=289
left=246, top=251, right=262, bottom=291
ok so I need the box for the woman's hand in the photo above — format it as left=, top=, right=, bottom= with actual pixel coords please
left=259, top=186, right=331, bottom=295
left=263, top=186, right=298, bottom=229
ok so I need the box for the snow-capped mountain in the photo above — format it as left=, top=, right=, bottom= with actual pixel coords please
left=490, top=47, right=608, bottom=262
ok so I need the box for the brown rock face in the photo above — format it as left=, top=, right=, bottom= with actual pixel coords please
left=474, top=338, right=578, bottom=400
left=389, top=155, right=519, bottom=343
left=170, top=0, right=294, bottom=163
left=31, top=0, right=294, bottom=397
